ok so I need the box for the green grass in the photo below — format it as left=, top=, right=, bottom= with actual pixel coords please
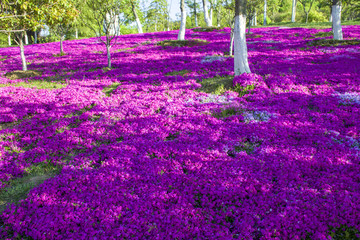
left=197, top=75, right=234, bottom=95
left=103, top=82, right=121, bottom=96
left=0, top=162, right=62, bottom=213
left=312, top=31, right=333, bottom=38
left=308, top=39, right=360, bottom=47
left=212, top=107, right=243, bottom=119
left=192, top=26, right=222, bottom=32
left=0, top=80, right=67, bottom=89
left=157, top=39, right=209, bottom=47
left=253, top=20, right=360, bottom=29
left=165, top=70, right=190, bottom=76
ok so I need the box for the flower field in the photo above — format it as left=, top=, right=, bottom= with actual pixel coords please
left=0, top=26, right=360, bottom=239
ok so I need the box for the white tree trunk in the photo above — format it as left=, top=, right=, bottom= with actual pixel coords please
left=34, top=31, right=37, bottom=44
left=60, top=35, right=65, bottom=54
left=135, top=16, right=143, bottom=33
left=19, top=37, right=27, bottom=71
left=8, top=33, right=11, bottom=46
left=24, top=33, right=28, bottom=45
left=209, top=7, right=213, bottom=25
left=291, top=0, right=296, bottom=22
left=194, top=0, right=198, bottom=27
left=106, top=45, right=111, bottom=68
left=329, top=14, right=332, bottom=22
left=263, top=0, right=267, bottom=25
left=230, top=30, right=234, bottom=56
left=75, top=28, right=78, bottom=38
left=234, top=15, right=250, bottom=75
left=332, top=4, right=343, bottom=40
left=202, top=0, right=212, bottom=26
left=178, top=0, right=186, bottom=40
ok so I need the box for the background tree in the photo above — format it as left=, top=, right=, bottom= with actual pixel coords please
left=332, top=0, right=342, bottom=39
left=202, top=0, right=212, bottom=26
left=263, top=0, right=267, bottom=25
left=186, top=0, right=200, bottom=27
left=145, top=0, right=168, bottom=32
left=82, top=0, right=127, bottom=68
left=224, top=0, right=235, bottom=55
left=247, top=0, right=262, bottom=32
left=178, top=0, right=186, bottom=39
left=0, top=0, right=76, bottom=71
left=298, top=0, right=316, bottom=22
left=128, top=0, right=143, bottom=33
left=291, top=0, right=297, bottom=22
left=234, top=0, right=250, bottom=74
left=48, top=1, right=79, bottom=55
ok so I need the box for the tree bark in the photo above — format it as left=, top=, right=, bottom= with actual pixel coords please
left=202, top=0, right=212, bottom=26
left=18, top=33, right=27, bottom=71
left=234, top=0, right=251, bottom=75
left=131, top=1, right=143, bottom=33
left=305, top=12, right=309, bottom=23
left=24, top=32, right=29, bottom=45
left=194, top=0, right=198, bottom=27
left=248, top=17, right=251, bottom=33
left=209, top=7, right=213, bottom=25
left=178, top=0, right=186, bottom=40
left=291, top=0, right=296, bottom=22
left=75, top=28, right=79, bottom=38
left=217, top=8, right=221, bottom=27
left=8, top=33, right=11, bottom=46
left=106, top=45, right=111, bottom=68
left=263, top=0, right=267, bottom=25
left=34, top=31, right=37, bottom=44
left=332, top=1, right=343, bottom=40
left=60, top=35, right=65, bottom=54
left=254, top=11, right=257, bottom=26
left=229, top=29, right=234, bottom=56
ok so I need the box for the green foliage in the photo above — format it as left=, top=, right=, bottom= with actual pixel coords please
left=212, top=107, right=243, bottom=119
left=165, top=70, right=191, bottom=76
left=192, top=26, right=222, bottom=32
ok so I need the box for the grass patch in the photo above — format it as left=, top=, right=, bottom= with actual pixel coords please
left=313, top=31, right=333, bottom=38
left=165, top=70, right=190, bottom=76
left=0, top=56, right=7, bottom=61
left=53, top=52, right=67, bottom=57
left=0, top=162, right=62, bottom=213
left=192, top=26, right=222, bottom=32
left=308, top=39, right=360, bottom=47
left=234, top=84, right=255, bottom=97
left=0, top=80, right=67, bottom=89
left=328, top=225, right=360, bottom=240
left=4, top=70, right=42, bottom=80
left=197, top=76, right=234, bottom=95
left=103, top=82, right=121, bottom=96
left=157, top=39, right=209, bottom=47
left=93, top=51, right=103, bottom=54
left=212, top=107, right=243, bottom=119
left=115, top=47, right=134, bottom=52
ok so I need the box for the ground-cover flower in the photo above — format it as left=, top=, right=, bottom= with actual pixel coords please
left=0, top=25, right=360, bottom=239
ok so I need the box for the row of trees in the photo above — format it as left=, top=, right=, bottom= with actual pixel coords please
left=0, top=0, right=358, bottom=74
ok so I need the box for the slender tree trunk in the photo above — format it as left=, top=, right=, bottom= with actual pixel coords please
left=234, top=0, right=250, bottom=75
left=75, top=28, right=79, bottom=38
left=209, top=7, right=213, bottom=25
left=291, top=0, right=296, bottom=22
left=329, top=6, right=333, bottom=22
left=34, top=31, right=37, bottom=44
left=106, top=44, right=111, bottom=68
left=230, top=29, right=234, bottom=56
left=263, top=0, right=267, bottom=25
left=178, top=0, right=186, bottom=40
left=131, top=1, right=143, bottom=33
left=194, top=0, right=198, bottom=27
left=8, top=33, right=11, bottom=46
left=305, top=12, right=309, bottom=23
left=17, top=33, right=27, bottom=71
left=254, top=11, right=257, bottom=25
left=332, top=0, right=343, bottom=40
left=248, top=17, right=251, bottom=33
left=60, top=35, right=65, bottom=54
left=24, top=33, right=29, bottom=45
left=202, top=0, right=212, bottom=26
